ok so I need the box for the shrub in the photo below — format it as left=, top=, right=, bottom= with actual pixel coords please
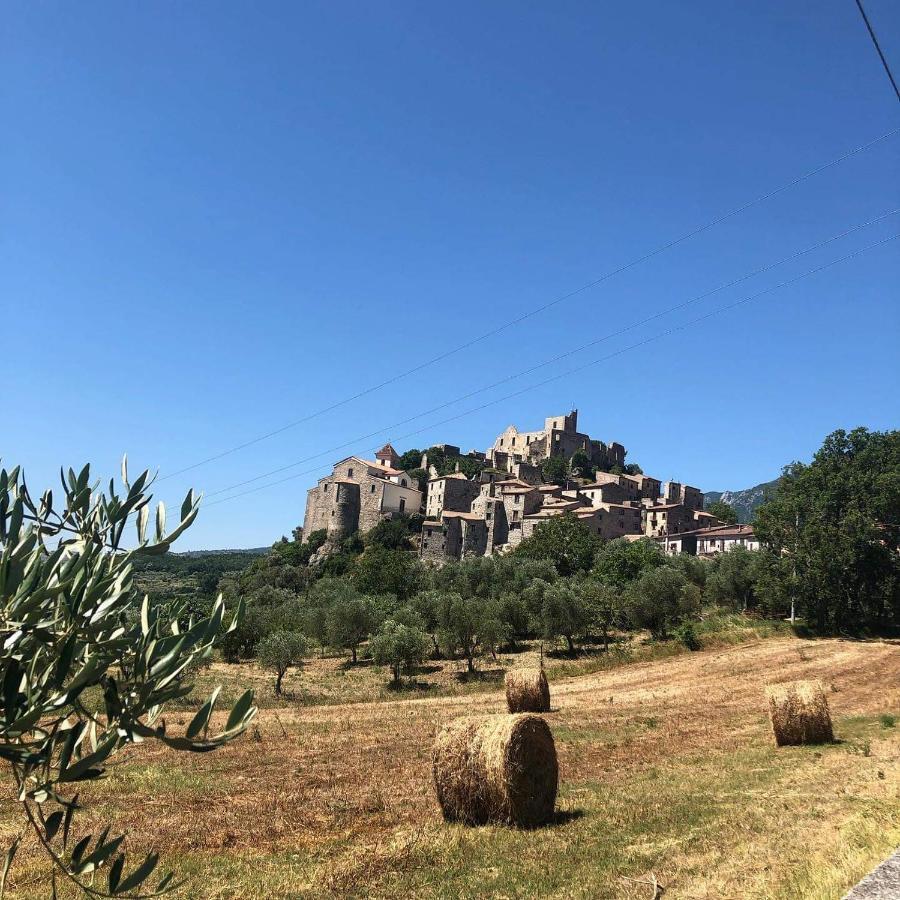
left=673, top=621, right=701, bottom=650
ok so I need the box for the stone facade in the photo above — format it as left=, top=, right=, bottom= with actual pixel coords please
left=641, top=503, right=698, bottom=538
left=303, top=446, right=423, bottom=542
left=425, top=472, right=481, bottom=520
left=301, top=411, right=710, bottom=566
left=486, top=410, right=625, bottom=475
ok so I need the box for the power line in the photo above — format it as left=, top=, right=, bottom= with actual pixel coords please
left=199, top=231, right=899, bottom=509
left=854, top=0, right=900, bottom=104
left=158, top=127, right=900, bottom=483
left=196, top=208, right=898, bottom=502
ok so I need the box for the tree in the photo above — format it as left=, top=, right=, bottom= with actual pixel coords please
left=351, top=546, right=422, bottom=602
left=326, top=593, right=378, bottom=664
left=0, top=460, right=256, bottom=896
left=582, top=579, right=623, bottom=651
left=515, top=513, right=600, bottom=576
left=541, top=455, right=568, bottom=486
left=495, top=593, right=531, bottom=649
left=369, top=620, right=429, bottom=684
left=707, top=500, right=738, bottom=525
left=623, top=463, right=643, bottom=476
left=479, top=603, right=511, bottom=660
left=219, top=602, right=270, bottom=662
left=257, top=631, right=309, bottom=695
left=540, top=581, right=592, bottom=653
left=625, top=566, right=699, bottom=639
left=569, top=449, right=594, bottom=481
left=364, top=517, right=413, bottom=551
left=397, top=448, right=424, bottom=471
left=754, top=427, right=900, bottom=632
left=435, top=593, right=482, bottom=672
left=706, top=546, right=757, bottom=611
left=594, top=537, right=667, bottom=587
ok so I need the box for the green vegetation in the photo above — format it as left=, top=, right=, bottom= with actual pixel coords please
left=127, top=427, right=898, bottom=706
left=755, top=427, right=899, bottom=632
left=0, top=460, right=255, bottom=897
left=707, top=498, right=738, bottom=524
left=257, top=631, right=309, bottom=695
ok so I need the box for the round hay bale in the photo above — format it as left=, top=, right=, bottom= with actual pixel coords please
left=505, top=668, right=551, bottom=713
left=432, top=714, right=558, bottom=827
left=766, top=679, right=834, bottom=746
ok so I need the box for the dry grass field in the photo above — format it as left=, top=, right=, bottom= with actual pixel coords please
left=2, top=633, right=898, bottom=899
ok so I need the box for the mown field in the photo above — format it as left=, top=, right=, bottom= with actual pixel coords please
left=2, top=631, right=898, bottom=899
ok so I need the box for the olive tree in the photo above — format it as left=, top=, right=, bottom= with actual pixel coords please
left=369, top=619, right=429, bottom=684
left=0, top=460, right=256, bottom=898
left=257, top=631, right=309, bottom=695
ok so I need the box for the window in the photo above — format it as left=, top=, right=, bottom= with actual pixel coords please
left=514, top=495, right=520, bottom=504
left=399, top=498, right=406, bottom=513
left=323, top=483, right=329, bottom=492
left=370, top=484, right=376, bottom=493
left=401, top=479, right=407, bottom=487
left=348, top=468, right=354, bottom=477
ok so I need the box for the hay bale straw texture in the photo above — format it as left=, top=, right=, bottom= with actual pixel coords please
left=766, top=679, right=834, bottom=746
left=432, top=714, right=558, bottom=827
left=505, top=668, right=551, bottom=713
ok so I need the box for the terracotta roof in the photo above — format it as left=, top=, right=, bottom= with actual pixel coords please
left=375, top=443, right=400, bottom=459
left=659, top=524, right=756, bottom=541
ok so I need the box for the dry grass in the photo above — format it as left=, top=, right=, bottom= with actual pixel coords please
left=432, top=714, right=558, bottom=826
left=504, top=667, right=551, bottom=713
left=1, top=634, right=898, bottom=898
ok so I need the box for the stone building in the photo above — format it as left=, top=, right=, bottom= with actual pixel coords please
left=425, top=472, right=481, bottom=520
left=624, top=473, right=662, bottom=501
left=485, top=410, right=626, bottom=474
left=641, top=503, right=699, bottom=538
left=299, top=410, right=712, bottom=566
left=662, top=481, right=703, bottom=510
left=303, top=444, right=423, bottom=542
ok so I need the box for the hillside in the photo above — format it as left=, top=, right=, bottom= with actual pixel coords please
left=704, top=478, right=781, bottom=522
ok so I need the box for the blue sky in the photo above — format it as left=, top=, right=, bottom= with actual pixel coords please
left=3, top=1, right=899, bottom=549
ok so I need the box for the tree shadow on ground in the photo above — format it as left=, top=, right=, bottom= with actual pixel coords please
left=455, top=668, right=505, bottom=685
left=386, top=679, right=435, bottom=694
left=416, top=664, right=442, bottom=676
left=338, top=657, right=374, bottom=671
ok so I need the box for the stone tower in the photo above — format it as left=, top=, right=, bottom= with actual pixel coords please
left=327, top=481, right=360, bottom=541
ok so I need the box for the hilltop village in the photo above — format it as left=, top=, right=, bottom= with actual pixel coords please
left=302, top=410, right=758, bottom=562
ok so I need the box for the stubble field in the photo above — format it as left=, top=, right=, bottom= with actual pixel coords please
left=2, top=634, right=898, bottom=899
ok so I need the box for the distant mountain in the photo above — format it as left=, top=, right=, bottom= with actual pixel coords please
left=173, top=548, right=269, bottom=557
left=703, top=479, right=781, bottom=523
